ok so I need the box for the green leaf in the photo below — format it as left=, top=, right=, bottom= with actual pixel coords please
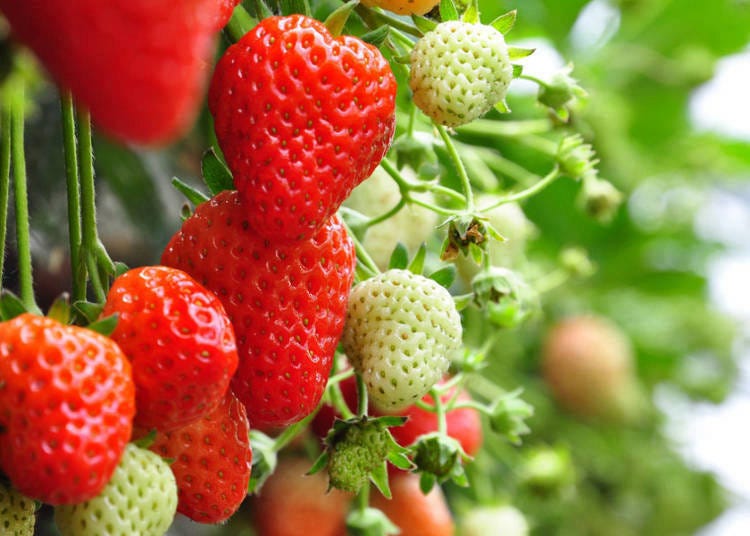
left=512, top=64, right=523, bottom=78
left=490, top=10, right=517, bottom=34
left=201, top=148, right=234, bottom=195
left=462, top=0, right=480, bottom=24
left=361, top=26, right=390, bottom=47
left=439, top=0, right=459, bottom=22
left=494, top=99, right=511, bottom=114
left=172, top=177, right=209, bottom=206
left=46, top=293, right=71, bottom=325
left=411, top=14, right=437, bottom=35
left=72, top=301, right=105, bottom=324
left=0, top=290, right=28, bottom=321
left=279, top=0, right=311, bottom=16
left=133, top=429, right=158, bottom=450
left=249, top=0, right=274, bottom=18
left=407, top=244, right=427, bottom=275
left=388, top=243, right=409, bottom=270
left=428, top=265, right=456, bottom=288
left=508, top=46, right=535, bottom=60
left=324, top=0, right=358, bottom=37
left=87, top=314, right=119, bottom=337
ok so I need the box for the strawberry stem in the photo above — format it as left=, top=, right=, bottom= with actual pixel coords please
left=341, top=217, right=380, bottom=276
left=436, top=124, right=474, bottom=211
left=60, top=92, right=86, bottom=303
left=478, top=165, right=560, bottom=211
left=355, top=372, right=369, bottom=417
left=9, top=82, right=40, bottom=314
left=379, top=158, right=465, bottom=215
left=354, top=4, right=422, bottom=38
left=0, top=102, right=11, bottom=288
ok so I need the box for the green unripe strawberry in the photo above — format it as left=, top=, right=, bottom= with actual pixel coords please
left=55, top=444, right=177, bottom=536
left=410, top=21, right=513, bottom=127
left=342, top=269, right=462, bottom=411
left=327, top=418, right=391, bottom=493
left=0, top=482, right=35, bottom=536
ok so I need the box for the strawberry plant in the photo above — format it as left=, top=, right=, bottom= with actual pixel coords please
left=0, top=0, right=745, bottom=535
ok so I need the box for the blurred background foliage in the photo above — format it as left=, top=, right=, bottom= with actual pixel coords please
left=4, top=0, right=749, bottom=534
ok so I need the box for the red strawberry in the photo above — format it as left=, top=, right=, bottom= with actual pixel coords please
left=145, top=391, right=252, bottom=523
left=102, top=265, right=238, bottom=432
left=208, top=14, right=397, bottom=241
left=213, top=0, right=241, bottom=31
left=161, top=190, right=356, bottom=430
left=0, top=1, right=229, bottom=145
left=251, top=456, right=352, bottom=536
left=0, top=314, right=135, bottom=505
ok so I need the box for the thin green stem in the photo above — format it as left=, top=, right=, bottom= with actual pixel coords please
left=0, top=103, right=11, bottom=287
left=431, top=386, right=448, bottom=436
left=354, top=4, right=422, bottom=37
left=379, top=158, right=466, bottom=212
left=361, top=198, right=406, bottom=231
left=271, top=410, right=317, bottom=453
left=355, top=372, right=368, bottom=417
left=436, top=124, right=473, bottom=211
left=456, top=118, right=552, bottom=139
left=10, top=85, right=40, bottom=314
left=519, top=134, right=559, bottom=157
left=478, top=166, right=560, bottom=212
left=329, top=381, right=356, bottom=421
left=341, top=217, right=380, bottom=276
left=60, top=92, right=85, bottom=302
left=356, top=484, right=370, bottom=513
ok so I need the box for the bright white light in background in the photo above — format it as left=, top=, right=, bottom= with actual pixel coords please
left=507, top=38, right=565, bottom=96
left=569, top=0, right=621, bottom=53
left=690, top=50, right=750, bottom=140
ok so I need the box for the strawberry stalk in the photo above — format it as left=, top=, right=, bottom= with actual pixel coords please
left=436, top=124, right=474, bottom=211
left=9, top=82, right=40, bottom=314
left=0, top=103, right=11, bottom=286
left=379, top=158, right=466, bottom=215
left=478, top=165, right=560, bottom=211
left=60, top=92, right=86, bottom=302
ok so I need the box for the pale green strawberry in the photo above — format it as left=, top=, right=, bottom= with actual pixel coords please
left=461, top=505, right=530, bottom=536
left=410, top=21, right=513, bottom=127
left=345, top=167, right=438, bottom=270
left=54, top=444, right=177, bottom=536
left=342, top=269, right=462, bottom=411
left=0, top=482, right=35, bottom=536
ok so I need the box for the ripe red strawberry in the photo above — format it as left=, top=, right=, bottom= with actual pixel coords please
left=251, top=456, right=352, bottom=536
left=145, top=391, right=252, bottom=523
left=0, top=1, right=230, bottom=145
left=0, top=314, right=135, bottom=505
left=208, top=14, right=397, bottom=241
left=161, top=190, right=356, bottom=430
left=370, top=472, right=455, bottom=536
left=102, top=265, right=238, bottom=432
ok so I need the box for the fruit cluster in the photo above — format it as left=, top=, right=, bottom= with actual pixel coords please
left=0, top=0, right=629, bottom=534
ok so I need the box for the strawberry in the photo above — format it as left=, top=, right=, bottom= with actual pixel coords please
left=102, top=265, right=238, bottom=432
left=361, top=0, right=440, bottom=15
left=341, top=269, right=462, bottom=411
left=145, top=391, right=252, bottom=524
left=0, top=481, right=36, bottom=536
left=0, top=1, right=229, bottom=144
left=213, top=0, right=242, bottom=31
left=54, top=444, right=178, bottom=536
left=460, top=505, right=530, bottom=536
left=370, top=472, right=455, bottom=536
left=251, top=456, right=352, bottom=536
left=541, top=315, right=643, bottom=422
left=0, top=314, right=135, bottom=505
left=344, top=167, right=438, bottom=270
left=208, top=14, right=397, bottom=241
left=161, top=190, right=356, bottom=430
left=410, top=21, right=513, bottom=127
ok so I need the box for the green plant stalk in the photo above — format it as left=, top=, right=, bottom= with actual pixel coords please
left=271, top=410, right=317, bottom=453
left=431, top=386, right=448, bottom=436
left=10, top=84, right=40, bottom=314
left=329, top=380, right=356, bottom=421
left=379, top=158, right=465, bottom=213
left=478, top=165, right=560, bottom=211
left=436, top=124, right=474, bottom=211
left=341, top=217, right=380, bottom=275
left=354, top=3, right=422, bottom=37
left=77, top=108, right=114, bottom=303
left=356, top=372, right=369, bottom=417
left=60, top=92, right=86, bottom=302
left=456, top=118, right=552, bottom=139
left=0, top=104, right=11, bottom=287
left=361, top=198, right=405, bottom=231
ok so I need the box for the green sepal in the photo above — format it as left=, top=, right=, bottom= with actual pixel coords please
left=248, top=0, right=274, bottom=18
left=508, top=47, right=535, bottom=60
left=419, top=471, right=436, bottom=494
left=369, top=462, right=391, bottom=499
left=488, top=389, right=534, bottom=445
left=393, top=54, right=413, bottom=64
left=347, top=506, right=400, bottom=536
left=512, top=64, right=524, bottom=78
left=324, top=0, right=359, bottom=37
left=72, top=300, right=104, bottom=324
left=172, top=176, right=209, bottom=206
left=308, top=450, right=329, bottom=476
left=494, top=99, right=511, bottom=114
left=453, top=293, right=473, bottom=311
left=133, top=429, right=158, bottom=450
left=87, top=314, right=119, bottom=337
left=361, top=26, right=390, bottom=47
left=224, top=4, right=259, bottom=43
left=490, top=10, right=516, bottom=34
left=279, top=0, right=312, bottom=16
left=461, top=0, right=480, bottom=24
left=387, top=449, right=414, bottom=471
left=180, top=203, right=193, bottom=222
left=247, top=430, right=278, bottom=494
left=201, top=148, right=234, bottom=195
left=412, top=432, right=466, bottom=479
left=428, top=265, right=456, bottom=289
left=469, top=242, right=484, bottom=265
left=407, top=244, right=427, bottom=275
left=411, top=14, right=437, bottom=34
left=113, top=261, right=130, bottom=278
left=388, top=243, right=409, bottom=270
left=0, top=290, right=28, bottom=321
left=439, top=0, right=459, bottom=22
left=46, top=293, right=71, bottom=325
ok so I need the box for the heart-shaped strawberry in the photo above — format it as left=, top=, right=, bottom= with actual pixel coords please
left=0, top=0, right=231, bottom=145
left=208, top=14, right=397, bottom=241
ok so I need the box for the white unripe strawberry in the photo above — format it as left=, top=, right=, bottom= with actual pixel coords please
left=0, top=482, right=35, bottom=536
left=55, top=444, right=177, bottom=536
left=410, top=21, right=513, bottom=127
left=342, top=269, right=462, bottom=411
